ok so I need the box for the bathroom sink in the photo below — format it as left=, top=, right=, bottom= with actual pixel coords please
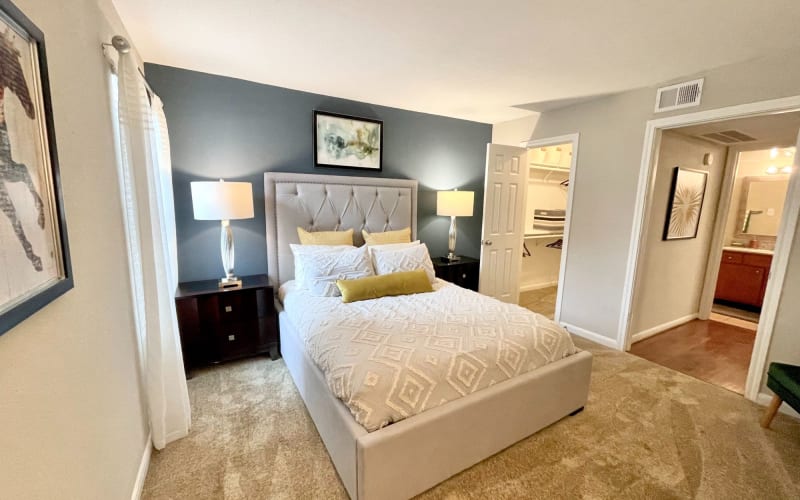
left=722, top=246, right=774, bottom=256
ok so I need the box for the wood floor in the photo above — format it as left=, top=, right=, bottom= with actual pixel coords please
left=630, top=319, right=756, bottom=394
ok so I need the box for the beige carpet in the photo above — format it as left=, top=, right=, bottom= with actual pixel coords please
left=142, top=338, right=800, bottom=499
left=519, top=286, right=557, bottom=319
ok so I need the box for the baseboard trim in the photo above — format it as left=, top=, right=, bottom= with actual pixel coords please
left=520, top=280, right=558, bottom=292
left=132, top=433, right=152, bottom=500
left=757, top=392, right=800, bottom=420
left=561, top=322, right=618, bottom=349
left=631, top=313, right=698, bottom=344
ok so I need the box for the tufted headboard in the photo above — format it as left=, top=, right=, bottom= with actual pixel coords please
left=264, top=172, right=418, bottom=285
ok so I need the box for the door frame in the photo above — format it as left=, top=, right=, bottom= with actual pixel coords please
left=696, top=147, right=742, bottom=319
left=520, top=133, right=580, bottom=323
left=619, top=95, right=800, bottom=402
left=697, top=143, right=796, bottom=320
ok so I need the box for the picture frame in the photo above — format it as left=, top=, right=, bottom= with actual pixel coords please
left=314, top=110, right=383, bottom=171
left=663, top=166, right=708, bottom=241
left=0, top=0, right=72, bottom=336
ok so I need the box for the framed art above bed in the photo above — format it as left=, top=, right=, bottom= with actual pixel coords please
left=314, top=111, right=383, bottom=171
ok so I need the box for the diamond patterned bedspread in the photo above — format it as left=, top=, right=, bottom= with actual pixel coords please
left=281, top=280, right=579, bottom=432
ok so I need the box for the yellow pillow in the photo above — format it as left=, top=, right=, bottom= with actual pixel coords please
left=362, top=227, right=411, bottom=246
left=337, top=269, right=433, bottom=303
left=297, top=227, right=354, bottom=245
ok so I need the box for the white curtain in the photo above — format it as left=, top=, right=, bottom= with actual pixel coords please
left=115, top=51, right=191, bottom=449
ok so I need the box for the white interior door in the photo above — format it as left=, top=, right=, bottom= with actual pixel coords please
left=479, top=144, right=528, bottom=303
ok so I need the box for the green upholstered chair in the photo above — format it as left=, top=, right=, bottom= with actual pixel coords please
left=761, top=362, right=800, bottom=429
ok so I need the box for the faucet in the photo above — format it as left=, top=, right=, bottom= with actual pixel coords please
left=742, top=209, right=764, bottom=233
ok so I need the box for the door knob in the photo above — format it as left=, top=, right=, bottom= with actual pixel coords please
left=482, top=240, right=493, bottom=246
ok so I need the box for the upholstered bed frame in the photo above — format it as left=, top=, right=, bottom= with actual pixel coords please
left=265, top=172, right=592, bottom=500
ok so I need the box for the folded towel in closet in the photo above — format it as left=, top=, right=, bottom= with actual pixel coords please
left=533, top=209, right=566, bottom=220
left=533, top=208, right=565, bottom=232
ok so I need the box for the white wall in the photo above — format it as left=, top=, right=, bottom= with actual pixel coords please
left=763, top=212, right=800, bottom=392
left=491, top=113, right=540, bottom=145
left=490, top=47, right=800, bottom=393
left=491, top=49, right=800, bottom=349
left=0, top=0, right=148, bottom=498
left=629, top=131, right=728, bottom=336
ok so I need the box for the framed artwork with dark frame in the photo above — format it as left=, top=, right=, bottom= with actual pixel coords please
left=314, top=110, right=383, bottom=171
left=0, top=0, right=72, bottom=336
left=663, top=166, right=708, bottom=241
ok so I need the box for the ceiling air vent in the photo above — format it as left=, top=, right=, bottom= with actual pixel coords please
left=654, top=78, right=704, bottom=113
left=700, top=130, right=758, bottom=145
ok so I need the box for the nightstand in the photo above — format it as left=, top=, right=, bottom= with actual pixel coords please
left=175, top=274, right=279, bottom=375
left=432, top=256, right=480, bottom=291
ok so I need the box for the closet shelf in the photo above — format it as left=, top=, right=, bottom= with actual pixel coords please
left=529, top=163, right=570, bottom=172
left=524, top=232, right=564, bottom=240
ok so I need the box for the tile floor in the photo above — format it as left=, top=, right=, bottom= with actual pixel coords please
left=711, top=302, right=760, bottom=324
left=709, top=312, right=758, bottom=331
left=519, top=286, right=557, bottom=319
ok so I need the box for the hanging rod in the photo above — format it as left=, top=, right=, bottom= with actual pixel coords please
left=101, top=35, right=155, bottom=96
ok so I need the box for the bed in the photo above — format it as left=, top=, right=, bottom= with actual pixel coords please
left=265, top=172, right=592, bottom=500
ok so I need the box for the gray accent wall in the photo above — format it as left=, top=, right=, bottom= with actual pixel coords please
left=145, top=64, right=491, bottom=282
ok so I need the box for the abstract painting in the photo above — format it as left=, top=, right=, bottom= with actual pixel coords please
left=0, top=0, right=72, bottom=336
left=314, top=111, right=382, bottom=170
left=663, top=167, right=708, bottom=240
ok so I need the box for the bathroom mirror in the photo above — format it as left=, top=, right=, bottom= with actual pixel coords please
left=737, top=175, right=790, bottom=237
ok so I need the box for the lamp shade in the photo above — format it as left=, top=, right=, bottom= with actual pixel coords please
left=437, top=190, right=474, bottom=217
left=191, top=181, right=254, bottom=220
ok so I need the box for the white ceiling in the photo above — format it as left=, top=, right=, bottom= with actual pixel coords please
left=112, top=0, right=800, bottom=124
left=677, top=111, right=800, bottom=148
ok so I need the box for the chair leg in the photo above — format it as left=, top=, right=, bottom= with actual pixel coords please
left=760, top=394, right=782, bottom=429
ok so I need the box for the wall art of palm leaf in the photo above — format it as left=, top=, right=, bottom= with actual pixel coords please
left=663, top=167, right=708, bottom=240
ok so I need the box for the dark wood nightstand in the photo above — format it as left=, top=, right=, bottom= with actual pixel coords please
left=432, top=256, right=480, bottom=291
left=175, top=274, right=279, bottom=375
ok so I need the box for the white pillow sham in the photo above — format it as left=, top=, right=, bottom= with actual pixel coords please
left=367, top=240, right=421, bottom=259
left=371, top=242, right=436, bottom=284
left=290, top=244, right=373, bottom=296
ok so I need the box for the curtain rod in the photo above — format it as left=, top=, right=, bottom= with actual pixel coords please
left=101, top=35, right=155, bottom=96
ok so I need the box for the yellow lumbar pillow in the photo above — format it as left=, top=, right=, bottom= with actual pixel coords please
left=297, top=227, right=354, bottom=245
left=362, top=227, right=411, bottom=246
left=337, top=269, right=433, bottom=303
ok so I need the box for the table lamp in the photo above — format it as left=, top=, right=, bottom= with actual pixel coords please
left=437, top=189, right=474, bottom=262
left=191, top=179, right=254, bottom=288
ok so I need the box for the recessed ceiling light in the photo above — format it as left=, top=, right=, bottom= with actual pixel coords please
left=781, top=165, right=793, bottom=174
left=770, top=147, right=779, bottom=159
left=766, top=165, right=779, bottom=174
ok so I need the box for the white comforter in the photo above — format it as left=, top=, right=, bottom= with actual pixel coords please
left=281, top=279, right=579, bottom=432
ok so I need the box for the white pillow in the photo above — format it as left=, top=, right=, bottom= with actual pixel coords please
left=290, top=244, right=353, bottom=287
left=290, top=244, right=373, bottom=296
left=367, top=240, right=421, bottom=259
left=371, top=243, right=436, bottom=284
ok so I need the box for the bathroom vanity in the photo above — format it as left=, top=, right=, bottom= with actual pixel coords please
left=714, top=247, right=773, bottom=308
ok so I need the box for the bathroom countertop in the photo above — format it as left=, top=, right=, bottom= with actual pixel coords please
left=722, top=246, right=774, bottom=256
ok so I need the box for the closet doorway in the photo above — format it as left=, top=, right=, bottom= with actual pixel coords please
left=519, top=135, right=579, bottom=320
